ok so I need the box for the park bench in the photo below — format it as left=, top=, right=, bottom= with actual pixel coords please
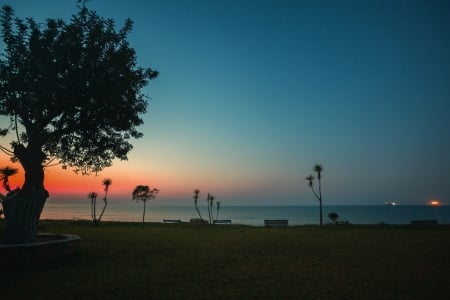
left=410, top=219, right=438, bottom=225
left=213, top=219, right=232, bottom=224
left=190, top=218, right=208, bottom=224
left=337, top=221, right=351, bottom=225
left=163, top=219, right=182, bottom=223
left=264, top=220, right=288, bottom=227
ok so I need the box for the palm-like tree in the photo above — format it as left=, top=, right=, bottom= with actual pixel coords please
left=88, top=191, right=98, bottom=223
left=193, top=189, right=204, bottom=221
left=314, top=164, right=323, bottom=179
left=314, top=164, right=323, bottom=227
left=215, top=201, right=221, bottom=222
left=132, top=185, right=159, bottom=226
left=98, top=178, right=112, bottom=222
left=0, top=166, right=19, bottom=192
left=306, top=175, right=315, bottom=188
left=306, top=164, right=324, bottom=227
left=208, top=194, right=215, bottom=224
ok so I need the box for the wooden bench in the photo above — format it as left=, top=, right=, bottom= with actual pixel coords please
left=163, top=219, right=182, bottom=223
left=214, top=219, right=232, bottom=224
left=189, top=218, right=208, bottom=224
left=337, top=221, right=351, bottom=225
left=264, top=220, right=288, bottom=227
left=411, top=219, right=438, bottom=225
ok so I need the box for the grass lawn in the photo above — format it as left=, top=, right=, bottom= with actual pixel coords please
left=1, top=220, right=450, bottom=299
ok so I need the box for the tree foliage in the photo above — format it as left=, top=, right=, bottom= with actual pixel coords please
left=0, top=3, right=158, bottom=174
left=328, top=212, right=339, bottom=224
left=0, top=2, right=158, bottom=244
left=0, top=166, right=18, bottom=192
left=132, top=185, right=159, bottom=225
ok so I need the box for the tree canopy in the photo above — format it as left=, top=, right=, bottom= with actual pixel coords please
left=0, top=3, right=158, bottom=174
left=132, top=185, right=159, bottom=203
left=0, top=2, right=158, bottom=243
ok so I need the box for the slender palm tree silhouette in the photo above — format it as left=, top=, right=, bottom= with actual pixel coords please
left=306, top=164, right=324, bottom=227
left=0, top=166, right=19, bottom=192
left=208, top=194, right=215, bottom=224
left=193, top=189, right=204, bottom=221
left=306, top=175, right=315, bottom=188
left=215, top=201, right=221, bottom=221
left=98, top=178, right=112, bottom=222
left=88, top=191, right=98, bottom=223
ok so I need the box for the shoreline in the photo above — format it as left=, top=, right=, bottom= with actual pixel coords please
left=38, top=204, right=450, bottom=226
left=30, top=219, right=450, bottom=228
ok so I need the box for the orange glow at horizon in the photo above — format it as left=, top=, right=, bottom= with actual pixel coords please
left=0, top=160, right=188, bottom=199
left=44, top=165, right=176, bottom=197
left=430, top=200, right=440, bottom=206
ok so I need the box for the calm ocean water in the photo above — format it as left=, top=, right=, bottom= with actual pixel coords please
left=40, top=198, right=450, bottom=226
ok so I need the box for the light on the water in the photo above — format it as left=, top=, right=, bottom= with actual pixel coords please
left=430, top=200, right=440, bottom=206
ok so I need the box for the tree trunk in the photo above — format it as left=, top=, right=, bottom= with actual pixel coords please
left=319, top=199, right=323, bottom=227
left=195, top=206, right=203, bottom=221
left=98, top=199, right=107, bottom=223
left=142, top=201, right=146, bottom=225
left=1, top=144, right=49, bottom=244
left=207, top=194, right=212, bottom=224
left=91, top=199, right=95, bottom=222
left=318, top=179, right=323, bottom=227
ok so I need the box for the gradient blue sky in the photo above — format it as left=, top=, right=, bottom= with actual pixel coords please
left=1, top=0, right=449, bottom=205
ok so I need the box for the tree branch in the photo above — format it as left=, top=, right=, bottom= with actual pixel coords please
left=310, top=185, right=321, bottom=202
left=42, top=156, right=60, bottom=167
left=14, top=113, right=21, bottom=144
left=0, top=145, right=14, bottom=156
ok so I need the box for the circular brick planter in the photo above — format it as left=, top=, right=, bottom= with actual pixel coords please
left=0, top=233, right=81, bottom=267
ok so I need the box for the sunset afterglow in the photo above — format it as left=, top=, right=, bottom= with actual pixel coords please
left=0, top=0, right=449, bottom=206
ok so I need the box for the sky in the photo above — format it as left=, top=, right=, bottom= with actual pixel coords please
left=1, top=0, right=449, bottom=206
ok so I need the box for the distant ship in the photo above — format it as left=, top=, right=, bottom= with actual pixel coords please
left=385, top=202, right=396, bottom=206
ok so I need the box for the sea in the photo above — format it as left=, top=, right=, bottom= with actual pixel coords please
left=39, top=198, right=450, bottom=226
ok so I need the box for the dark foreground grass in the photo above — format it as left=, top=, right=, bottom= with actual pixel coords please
left=1, top=221, right=450, bottom=300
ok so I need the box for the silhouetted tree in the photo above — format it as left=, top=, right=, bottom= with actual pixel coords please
left=215, top=201, right=221, bottom=221
left=191, top=190, right=220, bottom=224
left=0, top=3, right=158, bottom=243
left=88, top=191, right=98, bottom=224
left=0, top=166, right=18, bottom=192
left=328, top=212, right=338, bottom=224
left=193, top=189, right=204, bottom=221
left=132, top=185, right=159, bottom=226
left=0, top=167, right=18, bottom=219
left=87, top=178, right=111, bottom=226
left=206, top=193, right=220, bottom=224
left=98, top=178, right=112, bottom=223
left=207, top=194, right=214, bottom=224
left=306, top=164, right=324, bottom=227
